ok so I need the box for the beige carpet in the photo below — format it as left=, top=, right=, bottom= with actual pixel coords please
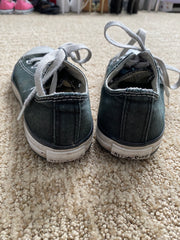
left=0, top=11, right=180, bottom=240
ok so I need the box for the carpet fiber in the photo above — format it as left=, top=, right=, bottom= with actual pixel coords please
left=0, top=11, right=180, bottom=240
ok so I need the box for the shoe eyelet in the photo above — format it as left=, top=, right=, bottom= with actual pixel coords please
left=31, top=66, right=36, bottom=69
left=26, top=60, right=32, bottom=65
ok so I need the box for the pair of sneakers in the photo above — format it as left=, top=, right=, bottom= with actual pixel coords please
left=0, top=0, right=33, bottom=14
left=11, top=21, right=180, bottom=163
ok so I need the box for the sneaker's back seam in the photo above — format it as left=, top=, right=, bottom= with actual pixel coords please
left=144, top=97, right=154, bottom=143
left=119, top=95, right=127, bottom=139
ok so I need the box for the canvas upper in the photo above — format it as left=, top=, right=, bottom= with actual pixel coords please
left=12, top=43, right=93, bottom=153
left=97, top=21, right=180, bottom=158
left=98, top=50, right=165, bottom=146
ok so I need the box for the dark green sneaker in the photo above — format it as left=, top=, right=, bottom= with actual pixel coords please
left=12, top=43, right=93, bottom=163
left=97, top=21, right=180, bottom=159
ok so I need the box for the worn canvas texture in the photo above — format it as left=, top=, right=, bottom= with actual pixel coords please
left=0, top=11, right=180, bottom=240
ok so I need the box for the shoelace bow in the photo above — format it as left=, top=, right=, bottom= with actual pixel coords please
left=18, top=43, right=92, bottom=120
left=104, top=21, right=180, bottom=98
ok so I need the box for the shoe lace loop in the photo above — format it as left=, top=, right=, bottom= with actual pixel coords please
left=18, top=43, right=92, bottom=120
left=104, top=21, right=180, bottom=98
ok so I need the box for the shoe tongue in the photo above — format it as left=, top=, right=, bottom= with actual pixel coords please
left=108, top=51, right=156, bottom=90
left=55, top=70, right=82, bottom=93
left=44, top=67, right=82, bottom=94
left=124, top=50, right=151, bottom=69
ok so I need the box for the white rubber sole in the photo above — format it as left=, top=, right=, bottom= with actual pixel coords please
left=11, top=81, right=92, bottom=163
left=15, top=8, right=33, bottom=14
left=96, top=127, right=162, bottom=159
left=0, top=9, right=14, bottom=14
left=24, top=122, right=92, bottom=163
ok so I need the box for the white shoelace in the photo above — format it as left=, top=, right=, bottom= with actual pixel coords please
left=18, top=43, right=92, bottom=120
left=104, top=21, right=180, bottom=98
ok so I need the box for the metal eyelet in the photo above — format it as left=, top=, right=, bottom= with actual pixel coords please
left=31, top=66, right=36, bottom=69
left=26, top=60, right=32, bottom=65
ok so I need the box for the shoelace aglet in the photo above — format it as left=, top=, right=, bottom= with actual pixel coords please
left=164, top=88, right=170, bottom=105
left=17, top=105, right=26, bottom=121
left=80, top=64, right=87, bottom=71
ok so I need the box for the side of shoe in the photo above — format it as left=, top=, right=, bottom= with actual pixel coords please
left=97, top=21, right=180, bottom=159
left=97, top=54, right=164, bottom=159
left=15, top=0, right=34, bottom=14
left=12, top=44, right=93, bottom=163
left=0, top=0, right=15, bottom=14
left=34, top=0, right=60, bottom=14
